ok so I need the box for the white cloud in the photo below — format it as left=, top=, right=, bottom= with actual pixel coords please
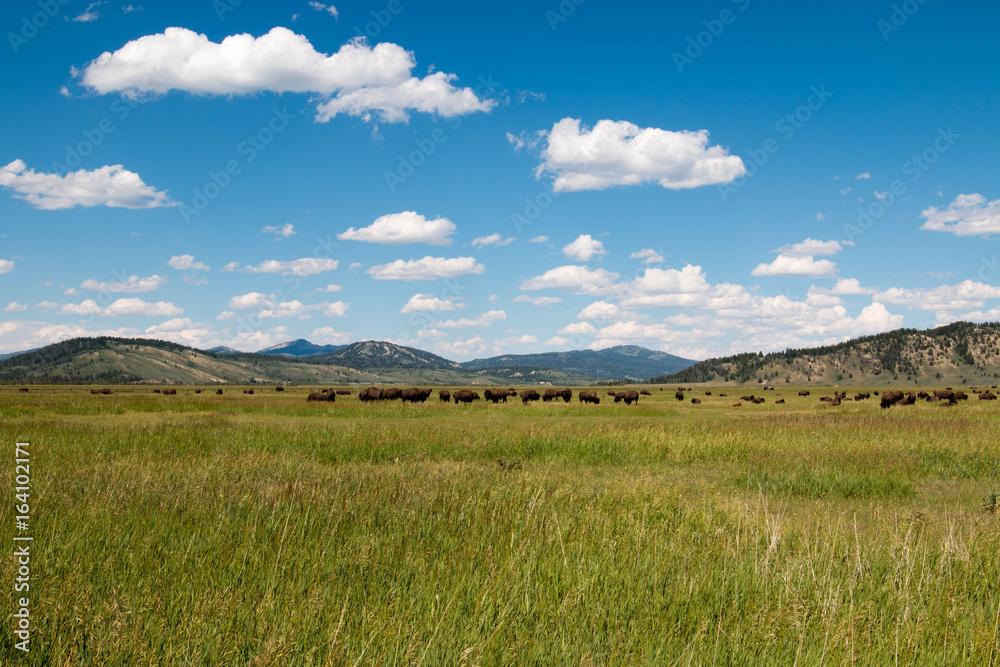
left=262, top=223, right=296, bottom=239
left=79, top=27, right=493, bottom=124
left=920, top=194, right=1000, bottom=237
left=73, top=1, right=105, bottom=22
left=840, top=187, right=852, bottom=195
left=874, top=190, right=888, bottom=200
left=0, top=160, right=175, bottom=210
left=528, top=235, right=548, bottom=243
left=576, top=301, right=645, bottom=322
left=531, top=118, right=745, bottom=193
left=470, top=233, right=516, bottom=248
left=338, top=212, right=456, bottom=246
left=495, top=334, right=538, bottom=347
left=816, top=212, right=824, bottom=220
left=4, top=302, right=27, bottom=312
left=751, top=254, right=837, bottom=278
left=432, top=310, right=506, bottom=328
left=227, top=292, right=274, bottom=310
left=562, top=234, right=606, bottom=262
left=630, top=264, right=712, bottom=295
left=224, top=258, right=339, bottom=277
left=513, top=295, right=562, bottom=306
left=60, top=298, right=182, bottom=317
left=80, top=274, right=166, bottom=293
left=520, top=265, right=622, bottom=296
left=773, top=238, right=842, bottom=258
left=222, top=293, right=344, bottom=320
left=558, top=322, right=595, bottom=335
left=308, top=284, right=343, bottom=295
left=873, top=280, right=1000, bottom=312
left=400, top=293, right=464, bottom=313
left=349, top=262, right=363, bottom=270
left=182, top=275, right=209, bottom=286
left=432, top=336, right=491, bottom=359
left=855, top=172, right=871, bottom=180
left=630, top=248, right=665, bottom=264
left=33, top=301, right=59, bottom=311
left=322, top=301, right=350, bottom=317
left=167, top=254, right=209, bottom=271
left=310, top=327, right=352, bottom=344
left=308, top=1, right=338, bottom=17
left=417, top=329, right=447, bottom=339
left=0, top=259, right=14, bottom=275
left=829, top=278, right=876, bottom=295
left=367, top=256, right=484, bottom=281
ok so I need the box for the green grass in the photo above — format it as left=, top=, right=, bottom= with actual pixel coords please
left=1, top=385, right=999, bottom=664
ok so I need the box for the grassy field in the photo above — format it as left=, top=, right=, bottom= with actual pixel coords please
left=1, top=384, right=999, bottom=665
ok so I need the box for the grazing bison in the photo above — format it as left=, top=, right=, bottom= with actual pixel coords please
left=90, top=388, right=101, bottom=395
left=19, top=388, right=29, bottom=392
left=453, top=390, right=480, bottom=404
left=194, top=389, right=202, bottom=394
left=380, top=387, right=402, bottom=401
left=954, top=391, right=968, bottom=401
left=718, top=393, right=728, bottom=398
left=731, top=402, right=742, bottom=408
left=979, top=391, right=997, bottom=400
left=335, top=390, right=352, bottom=395
left=880, top=390, right=904, bottom=409
left=484, top=388, right=509, bottom=403
left=401, top=388, right=431, bottom=403
left=613, top=392, right=625, bottom=403
left=438, top=390, right=451, bottom=402
left=691, top=398, right=701, bottom=405
left=798, top=390, right=810, bottom=397
left=640, top=390, right=651, bottom=396
left=507, top=388, right=518, bottom=397
left=675, top=391, right=684, bottom=401
left=360, top=387, right=381, bottom=402
left=307, top=391, right=334, bottom=402
left=740, top=395, right=755, bottom=402
left=704, top=391, right=712, bottom=396
left=854, top=392, right=870, bottom=401
left=163, top=388, right=177, bottom=395
left=152, top=389, right=161, bottom=394
left=621, top=390, right=639, bottom=405
left=275, top=386, right=285, bottom=392
left=520, top=390, right=541, bottom=405
left=579, top=390, right=600, bottom=405
left=243, top=389, right=254, bottom=395
left=775, top=399, right=785, bottom=404
left=607, top=391, right=618, bottom=396
left=751, top=397, right=765, bottom=404
left=216, top=389, right=223, bottom=395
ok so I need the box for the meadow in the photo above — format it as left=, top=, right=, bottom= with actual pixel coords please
left=0, top=384, right=998, bottom=665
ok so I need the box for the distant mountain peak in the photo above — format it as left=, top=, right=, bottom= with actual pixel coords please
left=257, top=339, right=346, bottom=358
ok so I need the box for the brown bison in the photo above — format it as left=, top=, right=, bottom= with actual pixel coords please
left=798, top=390, right=810, bottom=397
left=453, top=390, right=480, bottom=404
left=954, top=391, right=968, bottom=401
left=163, top=388, right=177, bottom=395
left=880, top=390, right=904, bottom=409
left=751, top=397, right=765, bottom=404
left=691, top=398, right=701, bottom=405
left=559, top=388, right=572, bottom=402
left=307, top=391, right=334, bottom=402
left=640, top=390, right=651, bottom=396
left=243, top=389, right=254, bottom=395
left=194, top=389, right=202, bottom=394
left=438, top=390, right=451, bottom=402
left=607, top=391, right=618, bottom=396
left=153, top=389, right=162, bottom=394
left=979, top=391, right=997, bottom=400
left=579, top=390, right=600, bottom=405
left=380, top=387, right=402, bottom=401
left=704, top=391, right=712, bottom=396
left=335, top=389, right=352, bottom=395
left=507, top=388, right=518, bottom=397
left=775, top=398, right=785, bottom=404
left=617, top=390, right=639, bottom=405
left=484, top=388, right=509, bottom=403
left=216, top=389, right=223, bottom=395
left=731, top=402, right=742, bottom=408
left=675, top=391, right=684, bottom=401
left=359, top=387, right=381, bottom=402
left=520, top=390, right=541, bottom=404
left=401, top=388, right=431, bottom=403
left=275, top=386, right=285, bottom=392
left=854, top=392, right=870, bottom=401
left=90, top=388, right=101, bottom=395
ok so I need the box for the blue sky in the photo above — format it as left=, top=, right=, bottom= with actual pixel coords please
left=1, top=0, right=998, bottom=360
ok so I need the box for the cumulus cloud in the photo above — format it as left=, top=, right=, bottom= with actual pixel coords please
left=310, top=327, right=352, bottom=344
left=263, top=223, right=296, bottom=239
left=519, top=265, right=622, bottom=296
left=558, top=322, right=596, bottom=335
left=873, top=280, right=1000, bottom=312
left=576, top=300, right=645, bottom=322
left=400, top=293, right=465, bottom=313
left=920, top=194, right=1000, bottom=237
left=828, top=278, right=876, bottom=295
left=512, top=295, right=562, bottom=306
left=432, top=336, right=491, bottom=359
left=431, top=310, right=506, bottom=328
left=167, top=255, right=209, bottom=271
left=224, top=258, right=339, bottom=277
left=322, top=301, right=350, bottom=317
left=530, top=118, right=745, bottom=192
left=855, top=172, right=871, bottom=180
left=60, top=298, right=182, bottom=317
left=751, top=254, right=837, bottom=278
left=630, top=248, right=665, bottom=264
left=529, top=235, right=548, bottom=243
left=222, top=292, right=347, bottom=320
left=78, top=27, right=493, bottom=124
left=338, top=212, right=456, bottom=246
left=367, top=256, right=484, bottom=281
left=0, top=259, right=14, bottom=275
left=773, top=238, right=842, bottom=258
left=308, top=1, right=338, bottom=17
left=562, top=234, right=606, bottom=262
left=470, top=233, right=516, bottom=248
left=0, top=160, right=175, bottom=210
left=4, top=302, right=27, bottom=312
left=73, top=1, right=105, bottom=22
left=79, top=274, right=166, bottom=293
left=308, top=284, right=343, bottom=295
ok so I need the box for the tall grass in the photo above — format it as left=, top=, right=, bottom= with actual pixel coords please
left=0, top=387, right=998, bottom=664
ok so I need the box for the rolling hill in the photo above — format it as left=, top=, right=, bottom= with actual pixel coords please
left=461, top=345, right=696, bottom=380
left=664, top=321, right=1000, bottom=386
left=257, top=339, right=347, bottom=358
